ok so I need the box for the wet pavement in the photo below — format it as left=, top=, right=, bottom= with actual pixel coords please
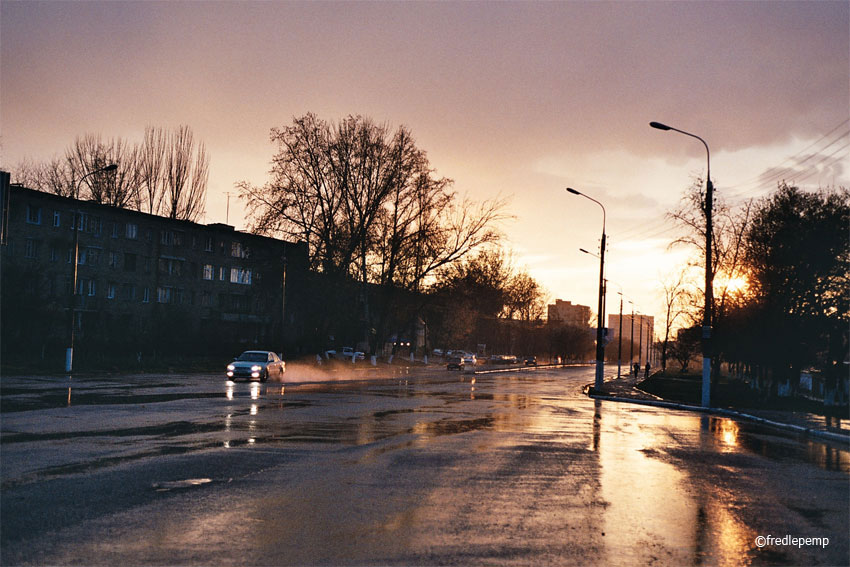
left=1, top=366, right=848, bottom=566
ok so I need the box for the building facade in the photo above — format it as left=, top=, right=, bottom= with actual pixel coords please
left=547, top=299, right=592, bottom=328
left=607, top=313, right=655, bottom=365
left=1, top=174, right=309, bottom=367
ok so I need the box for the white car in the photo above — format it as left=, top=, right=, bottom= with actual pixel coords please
left=227, top=350, right=285, bottom=382
left=342, top=347, right=365, bottom=360
left=462, top=354, right=477, bottom=372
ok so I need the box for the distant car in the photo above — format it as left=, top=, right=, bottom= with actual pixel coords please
left=447, top=356, right=463, bottom=370
left=462, top=354, right=477, bottom=366
left=227, top=350, right=285, bottom=382
left=524, top=356, right=537, bottom=367
left=342, top=347, right=365, bottom=360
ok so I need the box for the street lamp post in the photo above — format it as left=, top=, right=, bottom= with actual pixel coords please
left=66, top=164, right=118, bottom=373
left=617, top=292, right=624, bottom=379
left=638, top=313, right=644, bottom=369
left=650, top=121, right=713, bottom=407
left=567, top=187, right=606, bottom=390
left=629, top=302, right=635, bottom=374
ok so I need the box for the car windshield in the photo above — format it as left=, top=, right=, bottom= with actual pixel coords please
left=237, top=352, right=268, bottom=362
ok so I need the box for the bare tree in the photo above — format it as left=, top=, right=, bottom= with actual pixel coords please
left=138, top=126, right=167, bottom=215
left=11, top=126, right=208, bottom=221
left=659, top=270, right=688, bottom=370
left=239, top=113, right=507, bottom=351
left=163, top=125, right=208, bottom=221
left=65, top=134, right=140, bottom=207
left=11, top=156, right=77, bottom=196
left=667, top=178, right=754, bottom=333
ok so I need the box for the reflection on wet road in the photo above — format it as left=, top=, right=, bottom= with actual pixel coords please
left=1, top=368, right=847, bottom=566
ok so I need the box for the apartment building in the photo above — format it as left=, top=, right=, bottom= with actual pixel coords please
left=547, top=299, right=592, bottom=328
left=607, top=313, right=655, bottom=364
left=1, top=174, right=308, bottom=365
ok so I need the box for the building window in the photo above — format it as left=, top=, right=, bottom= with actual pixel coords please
left=157, top=286, right=184, bottom=304
left=231, top=241, right=245, bottom=258
left=158, top=257, right=184, bottom=276
left=76, top=213, right=102, bottom=236
left=50, top=246, right=59, bottom=262
left=53, top=211, right=61, bottom=227
left=77, top=278, right=96, bottom=297
left=203, top=264, right=214, bottom=280
left=107, top=283, right=117, bottom=300
left=142, top=287, right=150, bottom=303
left=26, top=205, right=42, bottom=225
left=201, top=291, right=211, bottom=307
left=82, top=247, right=101, bottom=266
left=125, top=223, right=138, bottom=239
left=157, top=286, right=171, bottom=304
left=124, top=253, right=137, bottom=272
left=160, top=230, right=184, bottom=247
left=230, top=267, right=252, bottom=285
left=24, top=239, right=40, bottom=259
left=219, top=266, right=227, bottom=281
left=112, top=223, right=120, bottom=238
left=121, top=284, right=136, bottom=302
left=204, top=236, right=214, bottom=252
left=108, top=251, right=121, bottom=269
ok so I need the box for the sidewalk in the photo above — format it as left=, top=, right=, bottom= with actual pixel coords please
left=588, top=371, right=850, bottom=445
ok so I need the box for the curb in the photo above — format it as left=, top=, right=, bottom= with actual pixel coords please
left=589, top=392, right=850, bottom=445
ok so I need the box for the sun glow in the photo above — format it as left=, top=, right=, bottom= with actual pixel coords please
left=715, top=276, right=749, bottom=294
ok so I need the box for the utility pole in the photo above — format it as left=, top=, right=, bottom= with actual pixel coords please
left=651, top=121, right=713, bottom=407
left=617, top=292, right=623, bottom=378
left=638, top=315, right=644, bottom=368
left=566, top=187, right=607, bottom=390
left=629, top=302, right=635, bottom=374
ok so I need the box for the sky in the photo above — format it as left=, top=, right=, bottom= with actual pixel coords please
left=2, top=0, right=848, bottom=336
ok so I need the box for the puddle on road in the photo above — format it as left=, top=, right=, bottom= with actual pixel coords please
left=152, top=478, right=213, bottom=492
left=594, top=406, right=850, bottom=566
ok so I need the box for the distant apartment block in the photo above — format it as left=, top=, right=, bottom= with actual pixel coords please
left=547, top=299, right=592, bottom=328
left=1, top=174, right=308, bottom=363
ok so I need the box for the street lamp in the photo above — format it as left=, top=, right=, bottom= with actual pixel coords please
left=66, top=163, right=118, bottom=373
left=566, top=187, right=606, bottom=390
left=616, top=291, right=624, bottom=379
left=629, top=301, right=635, bottom=375
left=650, top=121, right=713, bottom=407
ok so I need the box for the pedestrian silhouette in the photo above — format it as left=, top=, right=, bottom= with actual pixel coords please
left=633, top=362, right=639, bottom=378
left=644, top=362, right=650, bottom=379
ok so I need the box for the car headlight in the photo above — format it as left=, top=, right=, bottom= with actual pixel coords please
left=251, top=365, right=262, bottom=371
left=227, top=364, right=235, bottom=371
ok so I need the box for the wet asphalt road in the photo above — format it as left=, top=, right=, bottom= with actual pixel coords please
left=1, top=365, right=848, bottom=566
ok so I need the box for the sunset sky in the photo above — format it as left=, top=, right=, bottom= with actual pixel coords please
left=2, top=1, right=848, bottom=334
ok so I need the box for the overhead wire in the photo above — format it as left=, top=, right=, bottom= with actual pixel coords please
left=722, top=121, right=849, bottom=201
left=723, top=118, right=848, bottom=191
left=605, top=119, right=848, bottom=254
